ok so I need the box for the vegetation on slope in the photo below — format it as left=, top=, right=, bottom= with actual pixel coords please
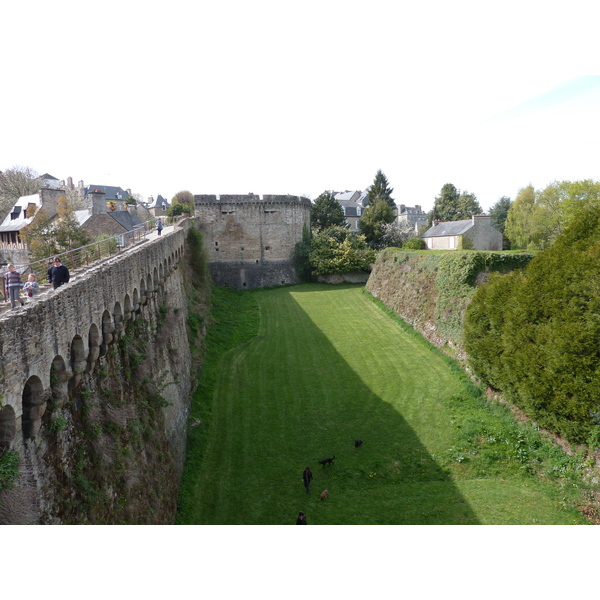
left=465, top=206, right=600, bottom=444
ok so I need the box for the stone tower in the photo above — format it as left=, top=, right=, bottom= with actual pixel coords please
left=194, top=194, right=311, bottom=289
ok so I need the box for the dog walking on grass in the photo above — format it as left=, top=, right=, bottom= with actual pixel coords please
left=319, top=455, right=335, bottom=467
left=319, top=490, right=329, bottom=500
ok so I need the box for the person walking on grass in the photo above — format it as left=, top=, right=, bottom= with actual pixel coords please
left=4, top=264, right=25, bottom=309
left=302, top=466, right=313, bottom=496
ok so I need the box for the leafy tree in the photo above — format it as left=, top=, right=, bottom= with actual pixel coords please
left=0, top=165, right=40, bottom=219
left=21, top=195, right=91, bottom=262
left=168, top=190, right=194, bottom=217
left=358, top=199, right=395, bottom=249
left=489, top=196, right=512, bottom=233
left=380, top=220, right=414, bottom=248
left=430, top=183, right=482, bottom=222
left=504, top=180, right=600, bottom=251
left=310, top=191, right=346, bottom=231
left=365, top=169, right=395, bottom=209
left=308, top=226, right=374, bottom=275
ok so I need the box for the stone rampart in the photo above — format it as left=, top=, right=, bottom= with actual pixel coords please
left=0, top=222, right=194, bottom=522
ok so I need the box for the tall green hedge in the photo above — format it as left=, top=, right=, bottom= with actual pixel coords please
left=464, top=207, right=600, bottom=443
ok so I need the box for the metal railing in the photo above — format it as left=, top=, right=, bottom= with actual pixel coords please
left=1, top=215, right=182, bottom=303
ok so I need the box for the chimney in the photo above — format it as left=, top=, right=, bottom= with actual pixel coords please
left=433, top=219, right=441, bottom=226
left=472, top=214, right=491, bottom=226
left=90, top=189, right=107, bottom=215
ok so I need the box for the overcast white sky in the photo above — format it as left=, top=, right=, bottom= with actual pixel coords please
left=2, top=0, right=600, bottom=212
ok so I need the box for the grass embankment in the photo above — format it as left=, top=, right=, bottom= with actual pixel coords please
left=177, top=283, right=591, bottom=525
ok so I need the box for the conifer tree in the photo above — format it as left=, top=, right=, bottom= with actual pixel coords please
left=365, top=170, right=395, bottom=209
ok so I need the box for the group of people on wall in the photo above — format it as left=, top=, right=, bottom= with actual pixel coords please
left=2, top=256, right=70, bottom=310
left=2, top=218, right=167, bottom=311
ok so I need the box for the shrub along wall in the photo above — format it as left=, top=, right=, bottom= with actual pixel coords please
left=366, top=248, right=534, bottom=357
left=464, top=208, right=600, bottom=444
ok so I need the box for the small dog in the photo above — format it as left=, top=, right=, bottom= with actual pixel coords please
left=319, top=455, right=335, bottom=467
left=319, top=490, right=329, bottom=500
left=354, top=439, right=363, bottom=449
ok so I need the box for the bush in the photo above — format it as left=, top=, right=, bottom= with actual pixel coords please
left=464, top=206, right=600, bottom=442
left=308, top=226, right=375, bottom=275
left=403, top=237, right=426, bottom=250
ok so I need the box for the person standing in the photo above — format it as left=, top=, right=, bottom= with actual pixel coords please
left=23, top=273, right=40, bottom=301
left=4, top=264, right=25, bottom=309
left=156, top=217, right=164, bottom=236
left=302, top=466, right=313, bottom=496
left=296, top=511, right=307, bottom=524
left=48, top=257, right=70, bottom=289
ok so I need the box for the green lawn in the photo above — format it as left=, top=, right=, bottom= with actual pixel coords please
left=177, top=283, right=589, bottom=525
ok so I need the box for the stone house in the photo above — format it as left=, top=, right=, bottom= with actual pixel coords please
left=421, top=214, right=503, bottom=250
left=75, top=190, right=144, bottom=241
left=144, top=194, right=170, bottom=217
left=397, top=204, right=428, bottom=234
left=334, top=190, right=368, bottom=232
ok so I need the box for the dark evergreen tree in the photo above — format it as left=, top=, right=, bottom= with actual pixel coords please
left=429, top=183, right=482, bottom=222
left=489, top=196, right=512, bottom=233
left=365, top=170, right=395, bottom=209
left=358, top=199, right=396, bottom=249
left=310, top=191, right=346, bottom=232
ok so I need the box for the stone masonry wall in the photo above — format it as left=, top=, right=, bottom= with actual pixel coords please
left=0, top=223, right=194, bottom=523
left=194, top=194, right=311, bottom=289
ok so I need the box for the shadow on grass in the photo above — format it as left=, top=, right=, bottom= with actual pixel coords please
left=279, top=284, right=480, bottom=525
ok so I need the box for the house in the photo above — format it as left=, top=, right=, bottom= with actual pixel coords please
left=144, top=194, right=170, bottom=217
left=421, top=214, right=502, bottom=250
left=334, top=190, right=368, bottom=232
left=81, top=183, right=133, bottom=209
left=0, top=187, right=65, bottom=264
left=75, top=189, right=143, bottom=241
left=397, top=204, right=428, bottom=234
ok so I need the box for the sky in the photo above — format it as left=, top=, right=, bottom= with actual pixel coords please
left=2, top=1, right=600, bottom=214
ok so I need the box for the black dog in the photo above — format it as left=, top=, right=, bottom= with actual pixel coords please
left=354, top=439, right=363, bottom=449
left=319, top=455, right=335, bottom=467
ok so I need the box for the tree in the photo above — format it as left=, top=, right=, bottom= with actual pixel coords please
left=504, top=180, right=600, bottom=250
left=430, top=183, right=482, bottom=222
left=308, top=226, right=374, bottom=275
left=20, top=195, right=91, bottom=262
left=0, top=165, right=40, bottom=219
left=489, top=196, right=512, bottom=233
left=504, top=185, right=559, bottom=250
left=168, top=190, right=194, bottom=217
left=310, top=191, right=346, bottom=231
left=380, top=220, right=414, bottom=248
left=365, top=169, right=395, bottom=209
left=358, top=199, right=396, bottom=249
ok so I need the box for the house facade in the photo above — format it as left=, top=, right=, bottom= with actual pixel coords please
left=334, top=190, right=368, bottom=232
left=397, top=204, right=428, bottom=233
left=421, top=214, right=502, bottom=251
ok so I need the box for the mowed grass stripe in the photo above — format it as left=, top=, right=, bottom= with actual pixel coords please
left=177, top=283, right=585, bottom=524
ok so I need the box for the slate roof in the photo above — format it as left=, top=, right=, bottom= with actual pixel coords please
left=146, top=194, right=170, bottom=209
left=0, top=193, right=40, bottom=232
left=76, top=209, right=142, bottom=231
left=421, top=219, right=473, bottom=238
left=84, top=184, right=129, bottom=200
